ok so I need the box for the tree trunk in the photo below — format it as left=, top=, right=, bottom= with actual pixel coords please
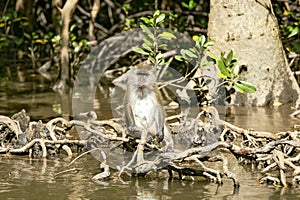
left=207, top=0, right=300, bottom=107
left=88, top=0, right=100, bottom=41
left=53, top=0, right=79, bottom=93
left=51, top=0, right=62, bottom=35
left=15, top=0, right=34, bottom=32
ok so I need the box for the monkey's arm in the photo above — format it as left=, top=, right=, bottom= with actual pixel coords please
left=155, top=105, right=166, bottom=142
left=124, top=103, right=141, bottom=138
left=124, top=102, right=134, bottom=128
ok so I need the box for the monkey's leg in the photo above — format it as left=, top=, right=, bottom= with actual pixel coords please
left=119, top=128, right=146, bottom=176
left=136, top=129, right=147, bottom=163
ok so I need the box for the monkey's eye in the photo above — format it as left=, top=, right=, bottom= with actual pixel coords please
left=137, top=72, right=149, bottom=76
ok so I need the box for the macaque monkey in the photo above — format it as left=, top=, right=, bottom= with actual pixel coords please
left=124, top=63, right=173, bottom=151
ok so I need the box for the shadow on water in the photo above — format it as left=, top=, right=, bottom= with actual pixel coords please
left=0, top=67, right=300, bottom=199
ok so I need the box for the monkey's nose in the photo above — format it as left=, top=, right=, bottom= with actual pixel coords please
left=138, top=75, right=147, bottom=83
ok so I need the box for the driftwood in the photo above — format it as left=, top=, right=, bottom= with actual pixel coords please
left=1, top=108, right=300, bottom=189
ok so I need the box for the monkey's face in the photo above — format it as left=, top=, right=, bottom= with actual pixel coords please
left=129, top=64, right=156, bottom=88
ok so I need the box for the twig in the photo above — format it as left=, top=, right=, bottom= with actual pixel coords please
left=68, top=147, right=102, bottom=167
left=290, top=109, right=300, bottom=119
left=54, top=168, right=80, bottom=177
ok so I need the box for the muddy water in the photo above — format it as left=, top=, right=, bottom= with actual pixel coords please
left=0, top=154, right=291, bottom=200
left=1, top=70, right=300, bottom=199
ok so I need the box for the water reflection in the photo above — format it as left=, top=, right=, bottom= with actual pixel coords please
left=225, top=105, right=298, bottom=132
left=1, top=150, right=300, bottom=199
left=1, top=69, right=300, bottom=199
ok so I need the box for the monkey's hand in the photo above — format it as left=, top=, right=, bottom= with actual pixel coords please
left=146, top=134, right=155, bottom=143
left=127, top=125, right=142, bottom=139
left=157, top=130, right=164, bottom=143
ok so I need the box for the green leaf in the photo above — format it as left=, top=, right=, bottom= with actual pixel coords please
left=32, top=32, right=39, bottom=39
left=72, top=41, right=78, bottom=47
left=143, top=38, right=153, bottom=48
left=74, top=46, right=81, bottom=53
left=79, top=39, right=88, bottom=47
left=203, top=40, right=214, bottom=48
left=149, top=18, right=154, bottom=25
left=199, top=35, right=206, bottom=47
left=140, top=17, right=150, bottom=25
left=122, top=3, right=130, bottom=11
left=24, top=32, right=31, bottom=39
left=234, top=81, right=256, bottom=94
left=226, top=50, right=233, bottom=65
left=233, top=65, right=240, bottom=76
left=34, top=39, right=45, bottom=44
left=12, top=17, right=22, bottom=22
left=181, top=2, right=189, bottom=9
left=155, top=14, right=165, bottom=25
left=183, top=49, right=197, bottom=58
left=217, top=72, right=227, bottom=79
left=153, top=10, right=160, bottom=18
left=71, top=34, right=77, bottom=41
left=220, top=51, right=225, bottom=57
left=52, top=35, right=61, bottom=43
left=195, top=39, right=200, bottom=49
left=180, top=49, right=187, bottom=59
left=175, top=55, right=184, bottom=61
left=283, top=11, right=294, bottom=15
left=158, top=31, right=176, bottom=40
left=233, top=84, right=244, bottom=93
left=52, top=104, right=62, bottom=115
left=70, top=24, right=76, bottom=32
left=158, top=58, right=166, bottom=65
left=206, top=50, right=217, bottom=60
left=142, top=42, right=152, bottom=52
left=132, top=46, right=149, bottom=55
left=288, top=26, right=299, bottom=38
left=140, top=24, right=154, bottom=40
left=148, top=55, right=155, bottom=63
left=216, top=60, right=230, bottom=78
left=291, top=41, right=300, bottom=52
left=159, top=44, right=167, bottom=48
left=14, top=37, right=24, bottom=46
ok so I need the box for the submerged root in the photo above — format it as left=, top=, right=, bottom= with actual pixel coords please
left=1, top=108, right=300, bottom=188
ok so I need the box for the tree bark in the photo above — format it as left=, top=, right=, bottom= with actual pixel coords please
left=207, top=0, right=300, bottom=107
left=15, top=0, right=34, bottom=32
left=51, top=0, right=62, bottom=35
left=53, top=0, right=79, bottom=93
left=89, top=0, right=100, bottom=41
